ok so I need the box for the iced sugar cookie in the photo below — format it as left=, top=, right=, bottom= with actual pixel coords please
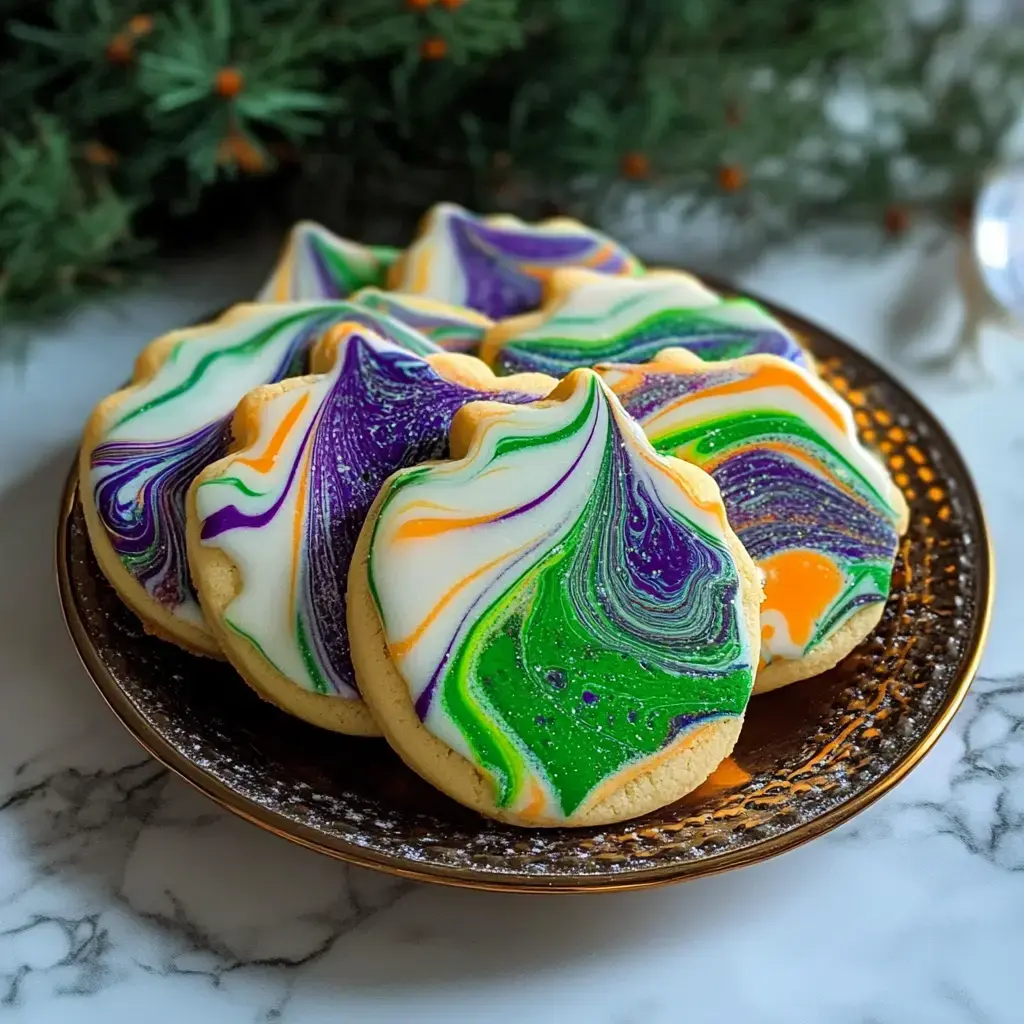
left=348, top=369, right=762, bottom=826
left=258, top=221, right=401, bottom=301
left=600, top=350, right=909, bottom=693
left=480, top=268, right=809, bottom=377
left=389, top=202, right=643, bottom=319
left=81, top=302, right=444, bottom=656
left=351, top=287, right=494, bottom=353
left=187, top=327, right=555, bottom=733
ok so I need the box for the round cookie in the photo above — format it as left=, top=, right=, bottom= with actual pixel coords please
left=348, top=369, right=762, bottom=827
left=350, top=288, right=494, bottom=354
left=187, top=326, right=555, bottom=734
left=258, top=220, right=401, bottom=302
left=389, top=202, right=643, bottom=319
left=80, top=301, right=445, bottom=656
left=480, top=267, right=810, bottom=377
left=599, top=349, right=909, bottom=693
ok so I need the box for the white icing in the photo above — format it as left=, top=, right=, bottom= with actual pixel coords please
left=368, top=373, right=738, bottom=780
left=372, top=391, right=600, bottom=702
left=611, top=360, right=901, bottom=507
left=513, top=271, right=720, bottom=344
left=492, top=271, right=804, bottom=353
left=194, top=331, right=549, bottom=700
left=394, top=203, right=632, bottom=305
left=351, top=287, right=493, bottom=329
left=759, top=609, right=801, bottom=661
left=257, top=221, right=387, bottom=302
left=104, top=303, right=340, bottom=443
left=195, top=370, right=339, bottom=692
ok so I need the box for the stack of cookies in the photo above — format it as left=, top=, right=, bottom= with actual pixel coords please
left=79, top=204, right=909, bottom=828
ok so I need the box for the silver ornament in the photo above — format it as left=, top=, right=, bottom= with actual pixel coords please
left=973, top=165, right=1024, bottom=322
left=952, top=165, right=1024, bottom=364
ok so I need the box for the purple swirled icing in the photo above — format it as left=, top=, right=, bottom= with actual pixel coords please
left=88, top=303, right=444, bottom=630
left=394, top=203, right=644, bottom=320
left=194, top=331, right=547, bottom=697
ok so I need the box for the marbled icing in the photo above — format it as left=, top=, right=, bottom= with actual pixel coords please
left=391, top=203, right=643, bottom=319
left=258, top=221, right=401, bottom=302
left=194, top=330, right=551, bottom=698
left=367, top=371, right=756, bottom=820
left=351, top=288, right=494, bottom=354
left=481, top=269, right=809, bottom=377
left=601, top=352, right=906, bottom=665
left=88, top=303, right=441, bottom=627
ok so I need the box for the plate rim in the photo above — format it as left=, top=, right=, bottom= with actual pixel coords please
left=56, top=295, right=995, bottom=894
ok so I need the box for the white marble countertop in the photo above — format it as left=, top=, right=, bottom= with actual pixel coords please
left=2, top=228, right=1023, bottom=1024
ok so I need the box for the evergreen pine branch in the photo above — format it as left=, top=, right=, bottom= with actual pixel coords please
left=0, top=117, right=146, bottom=320
left=2, top=0, right=1024, bottom=331
left=137, top=1, right=340, bottom=184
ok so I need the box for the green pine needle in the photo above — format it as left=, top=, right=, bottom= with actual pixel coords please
left=1, top=0, right=1023, bottom=333
left=0, top=116, right=146, bottom=320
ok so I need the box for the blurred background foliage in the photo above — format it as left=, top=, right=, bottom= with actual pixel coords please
left=2, top=0, right=1023, bottom=324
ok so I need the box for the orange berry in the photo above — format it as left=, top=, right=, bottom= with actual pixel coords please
left=216, top=132, right=266, bottom=174
left=83, top=141, right=118, bottom=167
left=106, top=33, right=133, bottom=64
left=420, top=36, right=447, bottom=59
left=128, top=14, right=153, bottom=35
left=621, top=151, right=651, bottom=180
left=884, top=205, right=910, bottom=236
left=717, top=164, right=745, bottom=192
left=235, top=139, right=266, bottom=174
left=407, top=0, right=432, bottom=8
left=215, top=67, right=244, bottom=99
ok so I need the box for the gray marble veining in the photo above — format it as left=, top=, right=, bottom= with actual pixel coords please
left=2, top=231, right=1022, bottom=1023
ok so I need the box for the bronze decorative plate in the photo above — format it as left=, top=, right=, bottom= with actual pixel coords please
left=57, top=292, right=993, bottom=893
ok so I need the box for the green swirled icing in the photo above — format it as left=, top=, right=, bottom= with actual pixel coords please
left=481, top=270, right=808, bottom=377
left=88, top=301, right=441, bottom=638
left=366, top=371, right=755, bottom=820
left=258, top=221, right=401, bottom=301
left=600, top=353, right=906, bottom=667
left=351, top=287, right=494, bottom=353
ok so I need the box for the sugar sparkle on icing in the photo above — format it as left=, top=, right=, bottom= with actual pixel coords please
left=482, top=270, right=808, bottom=377
left=258, top=221, right=401, bottom=302
left=367, top=371, right=755, bottom=821
left=194, top=330, right=549, bottom=698
left=89, top=302, right=442, bottom=627
left=601, top=353, right=905, bottom=665
left=350, top=288, right=494, bottom=354
left=391, top=203, right=643, bottom=319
